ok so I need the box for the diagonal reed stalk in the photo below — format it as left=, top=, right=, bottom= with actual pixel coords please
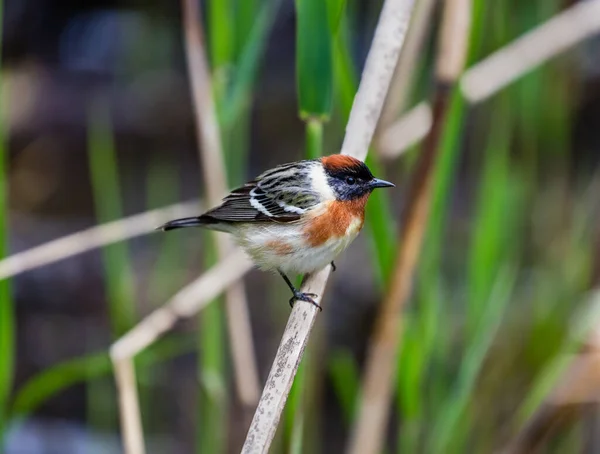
left=347, top=1, right=472, bottom=453
left=241, top=0, right=416, bottom=452
left=461, top=0, right=600, bottom=103
left=182, top=0, right=260, bottom=413
left=0, top=200, right=199, bottom=280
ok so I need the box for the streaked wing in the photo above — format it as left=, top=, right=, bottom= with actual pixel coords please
left=201, top=161, right=320, bottom=223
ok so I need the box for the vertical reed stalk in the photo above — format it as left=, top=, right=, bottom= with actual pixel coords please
left=347, top=1, right=471, bottom=453
left=182, top=0, right=260, bottom=417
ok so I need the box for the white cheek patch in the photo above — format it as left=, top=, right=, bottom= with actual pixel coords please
left=310, top=164, right=336, bottom=201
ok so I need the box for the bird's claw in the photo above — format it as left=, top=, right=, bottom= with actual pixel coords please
left=289, top=292, right=321, bottom=311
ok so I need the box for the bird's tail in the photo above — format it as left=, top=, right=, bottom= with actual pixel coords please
left=158, top=215, right=218, bottom=231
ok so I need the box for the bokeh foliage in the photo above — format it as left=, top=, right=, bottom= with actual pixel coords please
left=1, top=0, right=598, bottom=452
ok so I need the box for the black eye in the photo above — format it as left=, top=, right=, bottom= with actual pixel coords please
left=345, top=176, right=356, bottom=185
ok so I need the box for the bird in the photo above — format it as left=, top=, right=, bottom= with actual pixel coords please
left=158, top=154, right=394, bottom=310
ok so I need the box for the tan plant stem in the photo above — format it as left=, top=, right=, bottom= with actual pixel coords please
left=110, top=249, right=253, bottom=454
left=0, top=200, right=199, bottom=280
left=182, top=0, right=260, bottom=408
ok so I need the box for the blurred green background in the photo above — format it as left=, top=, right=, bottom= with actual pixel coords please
left=1, top=0, right=600, bottom=452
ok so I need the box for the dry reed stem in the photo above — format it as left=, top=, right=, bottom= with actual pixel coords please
left=241, top=267, right=331, bottom=453
left=110, top=249, right=253, bottom=454
left=347, top=1, right=471, bottom=453
left=0, top=200, right=199, bottom=280
left=378, top=101, right=432, bottom=158
left=461, top=0, right=600, bottom=103
left=378, top=0, right=438, bottom=130
left=113, top=358, right=145, bottom=454
left=110, top=249, right=253, bottom=360
left=182, top=0, right=260, bottom=407
left=241, top=0, right=416, bottom=452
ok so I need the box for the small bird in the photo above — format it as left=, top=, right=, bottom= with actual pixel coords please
left=159, top=154, right=394, bottom=310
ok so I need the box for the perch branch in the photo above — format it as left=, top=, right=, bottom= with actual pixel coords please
left=241, top=0, right=417, bottom=452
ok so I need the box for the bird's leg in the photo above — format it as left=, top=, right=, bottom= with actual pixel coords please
left=330, top=261, right=336, bottom=272
left=278, top=270, right=321, bottom=311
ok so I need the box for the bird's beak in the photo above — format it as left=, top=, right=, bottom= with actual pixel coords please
left=370, top=178, right=395, bottom=189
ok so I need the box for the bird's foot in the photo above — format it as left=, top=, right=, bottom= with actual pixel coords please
left=330, top=261, right=336, bottom=272
left=289, top=291, right=321, bottom=311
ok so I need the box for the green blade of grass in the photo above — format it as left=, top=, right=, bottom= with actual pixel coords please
left=327, top=0, right=348, bottom=35
left=466, top=97, right=512, bottom=340
left=234, top=0, right=258, bottom=60
left=219, top=0, right=282, bottom=185
left=87, top=98, right=137, bottom=337
left=198, top=235, right=227, bottom=454
left=220, top=0, right=283, bottom=128
left=328, top=349, right=360, bottom=424
left=364, top=155, right=398, bottom=284
left=284, top=358, right=307, bottom=454
left=208, top=0, right=235, bottom=70
left=10, top=336, right=196, bottom=419
left=296, top=0, right=334, bottom=120
left=145, top=154, right=187, bottom=303
left=87, top=97, right=138, bottom=432
left=431, top=265, right=517, bottom=453
left=306, top=119, right=324, bottom=160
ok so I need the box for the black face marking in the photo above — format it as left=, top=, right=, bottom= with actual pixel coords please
left=324, top=162, right=375, bottom=201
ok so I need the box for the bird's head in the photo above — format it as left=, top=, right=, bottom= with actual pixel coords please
left=320, top=155, right=394, bottom=201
